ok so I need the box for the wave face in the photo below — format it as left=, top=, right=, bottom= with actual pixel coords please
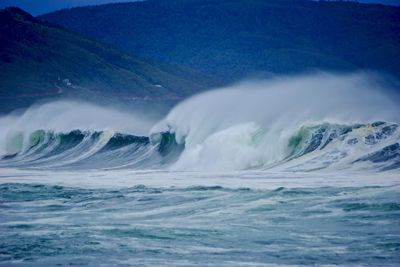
left=159, top=121, right=400, bottom=172
left=0, top=129, right=190, bottom=169
left=0, top=130, right=150, bottom=169
left=0, top=123, right=398, bottom=171
left=0, top=73, right=399, bottom=172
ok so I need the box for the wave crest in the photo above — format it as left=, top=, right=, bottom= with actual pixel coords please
left=1, top=73, right=399, bottom=172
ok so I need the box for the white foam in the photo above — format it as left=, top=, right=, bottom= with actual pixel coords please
left=151, top=73, right=400, bottom=171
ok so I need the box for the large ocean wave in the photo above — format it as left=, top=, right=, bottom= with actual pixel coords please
left=0, top=121, right=398, bottom=171
left=1, top=73, right=399, bottom=172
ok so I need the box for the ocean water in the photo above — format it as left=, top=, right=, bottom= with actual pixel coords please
left=1, top=74, right=400, bottom=266
left=0, top=170, right=400, bottom=267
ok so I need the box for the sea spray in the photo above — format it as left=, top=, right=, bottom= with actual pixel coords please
left=151, top=73, right=400, bottom=171
left=1, top=73, right=399, bottom=171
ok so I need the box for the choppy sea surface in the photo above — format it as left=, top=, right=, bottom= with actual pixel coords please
left=1, top=74, right=400, bottom=266
left=1, top=170, right=399, bottom=267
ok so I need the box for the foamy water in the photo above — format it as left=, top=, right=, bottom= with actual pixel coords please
left=1, top=73, right=399, bottom=266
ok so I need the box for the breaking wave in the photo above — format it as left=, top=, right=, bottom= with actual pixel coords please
left=0, top=73, right=399, bottom=172
left=0, top=129, right=182, bottom=169
left=0, top=122, right=399, bottom=171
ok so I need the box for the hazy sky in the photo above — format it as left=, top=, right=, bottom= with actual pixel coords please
left=0, top=0, right=399, bottom=15
left=0, top=0, right=140, bottom=15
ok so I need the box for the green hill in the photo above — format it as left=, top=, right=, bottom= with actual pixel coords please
left=0, top=7, right=219, bottom=113
left=41, top=0, right=400, bottom=82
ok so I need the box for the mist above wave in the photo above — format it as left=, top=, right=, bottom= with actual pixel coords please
left=152, top=73, right=400, bottom=171
left=152, top=72, right=399, bottom=142
left=0, top=100, right=155, bottom=156
left=1, top=73, right=399, bottom=172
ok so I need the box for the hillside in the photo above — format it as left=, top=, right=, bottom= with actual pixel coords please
left=41, top=0, right=400, bottom=82
left=0, top=7, right=219, bottom=113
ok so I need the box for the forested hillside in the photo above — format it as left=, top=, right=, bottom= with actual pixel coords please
left=41, top=0, right=400, bottom=81
left=0, top=7, right=219, bottom=112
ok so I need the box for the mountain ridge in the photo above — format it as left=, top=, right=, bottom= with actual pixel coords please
left=0, top=7, right=220, bottom=113
left=40, top=0, right=400, bottom=82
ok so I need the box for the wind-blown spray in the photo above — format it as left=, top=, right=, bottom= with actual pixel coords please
left=151, top=73, right=400, bottom=171
left=1, top=73, right=399, bottom=171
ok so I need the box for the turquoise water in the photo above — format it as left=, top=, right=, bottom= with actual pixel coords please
left=0, top=119, right=399, bottom=266
left=1, top=181, right=399, bottom=266
left=1, top=77, right=400, bottom=266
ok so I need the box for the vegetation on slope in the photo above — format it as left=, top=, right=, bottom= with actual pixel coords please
left=0, top=7, right=219, bottom=112
left=41, top=0, right=400, bottom=81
